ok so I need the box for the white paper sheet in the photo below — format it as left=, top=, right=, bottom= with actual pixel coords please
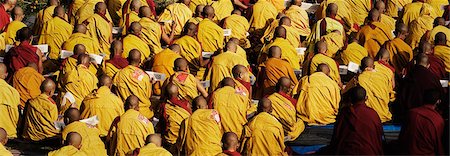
left=347, top=62, right=360, bottom=73
left=223, top=29, right=232, bottom=37
left=145, top=71, right=166, bottom=81
left=80, top=115, right=100, bottom=126
left=89, top=54, right=104, bottom=65
left=200, top=80, right=210, bottom=88
left=440, top=80, right=449, bottom=87
left=202, top=52, right=214, bottom=58
left=294, top=69, right=302, bottom=77
left=54, top=121, right=65, bottom=131
left=112, top=27, right=121, bottom=34
left=60, top=50, right=74, bottom=59
left=250, top=75, right=256, bottom=85
left=300, top=2, right=320, bottom=13
left=63, top=92, right=76, bottom=104
left=160, top=20, right=172, bottom=23
left=296, top=48, right=307, bottom=56
left=35, top=44, right=49, bottom=53
left=5, top=44, right=13, bottom=52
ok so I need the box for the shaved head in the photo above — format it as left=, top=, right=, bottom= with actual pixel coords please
left=11, top=6, right=23, bottom=21
left=257, top=98, right=272, bottom=113
left=146, top=134, right=162, bottom=147
left=326, top=3, right=338, bottom=17
left=94, top=2, right=107, bottom=14
left=222, top=132, right=239, bottom=151
left=129, top=22, right=142, bottom=36
left=74, top=44, right=86, bottom=55
left=128, top=49, right=142, bottom=65
left=27, top=62, right=38, bottom=71
left=221, top=77, right=236, bottom=88
left=395, top=23, right=408, bottom=39
left=169, top=44, right=181, bottom=53
left=317, top=63, right=330, bottom=75
left=49, top=0, right=59, bottom=6
left=165, top=83, right=179, bottom=98
left=315, top=40, right=327, bottom=54
left=368, top=9, right=380, bottom=22
left=66, top=132, right=82, bottom=149
left=232, top=64, right=247, bottom=79
left=53, top=5, right=65, bottom=18
left=275, top=77, right=291, bottom=93
left=274, top=26, right=287, bottom=39
left=268, top=46, right=282, bottom=58
left=435, top=32, right=447, bottom=45
left=193, top=96, right=208, bottom=110
left=130, top=0, right=141, bottom=11
left=231, top=9, right=241, bottom=16
left=139, top=6, right=152, bottom=18
left=0, top=63, right=8, bottom=79
left=183, top=22, right=197, bottom=36
left=0, top=128, right=7, bottom=145
left=292, top=0, right=302, bottom=6
left=77, top=54, right=91, bottom=67
left=416, top=53, right=429, bottom=67
left=279, top=17, right=291, bottom=26
left=125, top=95, right=140, bottom=111
left=202, top=5, right=215, bottom=19
left=226, top=40, right=237, bottom=53
left=98, top=75, right=112, bottom=88
left=3, top=0, right=17, bottom=11
left=360, top=57, right=374, bottom=71
left=64, top=108, right=81, bottom=125
left=419, top=42, right=433, bottom=54
left=195, top=5, right=205, bottom=17
left=174, top=58, right=188, bottom=71
left=349, top=86, right=367, bottom=104
left=375, top=0, right=385, bottom=14
left=40, top=79, right=56, bottom=95
left=434, top=17, right=445, bottom=27
left=110, top=40, right=123, bottom=56
left=74, top=24, right=87, bottom=34
left=375, top=48, right=390, bottom=61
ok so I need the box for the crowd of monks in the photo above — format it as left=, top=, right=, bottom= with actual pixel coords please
left=0, top=0, right=449, bottom=155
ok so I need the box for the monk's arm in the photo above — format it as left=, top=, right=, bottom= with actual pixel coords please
left=36, top=49, right=44, bottom=74
left=161, top=23, right=176, bottom=44
left=196, top=79, right=209, bottom=97
left=233, top=0, right=248, bottom=10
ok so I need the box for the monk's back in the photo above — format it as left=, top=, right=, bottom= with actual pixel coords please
left=115, top=109, right=154, bottom=156
left=358, top=70, right=392, bottom=122
left=12, top=67, right=45, bottom=107
left=0, top=79, right=20, bottom=138
left=185, top=109, right=222, bottom=156
left=244, top=112, right=285, bottom=156
left=23, top=94, right=59, bottom=141
left=62, top=121, right=107, bottom=155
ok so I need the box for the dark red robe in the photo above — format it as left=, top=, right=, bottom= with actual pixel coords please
left=107, top=55, right=129, bottom=69
left=5, top=41, right=39, bottom=73
left=0, top=4, right=10, bottom=31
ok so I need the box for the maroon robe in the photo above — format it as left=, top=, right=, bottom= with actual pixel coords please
left=398, top=104, right=444, bottom=155
left=222, top=150, right=241, bottom=156
left=5, top=41, right=39, bottom=73
left=107, top=55, right=129, bottom=69
left=0, top=4, right=10, bottom=31
left=427, top=54, right=447, bottom=80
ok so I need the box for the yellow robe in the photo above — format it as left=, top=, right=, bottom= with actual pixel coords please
left=211, top=86, right=250, bottom=139
left=262, top=38, right=301, bottom=69
left=122, top=34, right=150, bottom=61
left=374, top=61, right=396, bottom=100
left=315, top=0, right=354, bottom=31
left=158, top=3, right=192, bottom=36
left=107, top=0, right=126, bottom=24
left=114, top=109, right=154, bottom=156
left=384, top=38, right=413, bottom=72
left=70, top=0, right=86, bottom=24
left=48, top=145, right=88, bottom=156
left=380, top=14, right=396, bottom=33
left=113, top=65, right=153, bottom=118
left=121, top=0, right=149, bottom=21
left=62, top=121, right=107, bottom=155
left=140, top=17, right=163, bottom=54
left=223, top=14, right=250, bottom=48
left=356, top=22, right=394, bottom=57
left=249, top=0, right=278, bottom=32
left=386, top=0, right=412, bottom=18
left=187, top=17, right=203, bottom=25
left=105, top=62, right=121, bottom=78
left=406, top=15, right=434, bottom=49
left=163, top=101, right=191, bottom=145
left=0, top=144, right=12, bottom=156
left=428, top=25, right=450, bottom=46
left=75, top=0, right=112, bottom=24
left=152, top=49, right=182, bottom=95
left=348, top=0, right=372, bottom=26
left=341, top=42, right=368, bottom=65
left=434, top=45, right=450, bottom=72
left=33, top=5, right=57, bottom=35
left=321, top=32, right=344, bottom=57
left=263, top=58, right=298, bottom=95
left=61, top=57, right=98, bottom=78
left=208, top=52, right=250, bottom=91
left=209, top=0, right=233, bottom=21
left=63, top=33, right=101, bottom=55
left=178, top=109, right=222, bottom=156
left=174, top=36, right=205, bottom=78
left=267, top=0, right=285, bottom=12
left=268, top=93, right=305, bottom=140
left=81, top=86, right=124, bottom=136
left=197, top=18, right=224, bottom=52
left=236, top=45, right=247, bottom=60
left=425, top=0, right=449, bottom=16
left=189, top=0, right=212, bottom=12
left=23, top=94, right=59, bottom=141
left=86, top=14, right=113, bottom=55
left=0, top=79, right=20, bottom=138
left=306, top=17, right=345, bottom=55
left=120, top=12, right=141, bottom=35
left=242, top=112, right=285, bottom=156
left=63, top=65, right=98, bottom=107
left=38, top=17, right=73, bottom=59
left=402, top=2, right=437, bottom=27
left=310, top=53, right=341, bottom=84
left=169, top=72, right=200, bottom=102
left=284, top=5, right=311, bottom=36
left=135, top=143, right=172, bottom=156
left=296, top=72, right=340, bottom=125
left=12, top=67, right=45, bottom=108
left=4, top=21, right=26, bottom=45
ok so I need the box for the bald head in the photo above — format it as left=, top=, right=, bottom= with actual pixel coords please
left=110, top=40, right=123, bottom=56
left=368, top=9, right=380, bottom=22
left=27, top=62, right=38, bottom=71
left=98, top=75, right=112, bottom=88
left=128, top=22, right=142, bottom=36
left=221, top=77, right=236, bottom=88
left=268, top=46, right=282, bottom=58
left=128, top=49, right=142, bottom=65
left=419, top=42, right=433, bottom=54
left=222, top=132, right=239, bottom=151
left=0, top=128, right=7, bottom=145
left=274, top=26, right=287, bottom=39
left=125, top=95, right=140, bottom=111
left=3, top=0, right=17, bottom=11
left=64, top=108, right=81, bottom=124
left=395, top=23, right=408, bottom=39
left=315, top=40, right=327, bottom=54
left=375, top=47, right=390, bottom=61
left=416, top=53, right=429, bottom=67
left=279, top=16, right=291, bottom=26
left=77, top=53, right=91, bottom=67
left=231, top=9, right=241, bottom=16
left=40, top=79, right=56, bottom=95
left=66, top=132, right=82, bottom=149
left=195, top=5, right=205, bottom=17
left=225, top=40, right=237, bottom=53
left=139, top=6, right=152, bottom=18
left=74, top=44, right=86, bottom=55
left=275, top=77, right=291, bottom=93
left=174, top=58, right=188, bottom=71
left=165, top=83, right=179, bottom=98
left=74, top=24, right=87, bottom=34
left=169, top=44, right=181, bottom=53
left=434, top=17, right=445, bottom=27
left=53, top=5, right=65, bottom=17
left=94, top=2, right=107, bottom=14
left=292, top=0, right=302, bottom=6
left=183, top=22, right=197, bottom=36
left=193, top=96, right=208, bottom=110
left=202, top=5, right=215, bottom=19
left=16, top=27, right=32, bottom=42
left=316, top=63, right=330, bottom=75
left=232, top=64, right=247, bottom=79
left=0, top=63, right=8, bottom=79
left=11, top=6, right=23, bottom=21
left=435, top=32, right=447, bottom=45
left=375, top=1, right=385, bottom=14
left=49, top=0, right=59, bottom=6
left=257, top=98, right=272, bottom=113
left=360, top=57, right=374, bottom=71
left=130, top=0, right=141, bottom=11
left=326, top=3, right=338, bottom=17
left=146, top=134, right=162, bottom=147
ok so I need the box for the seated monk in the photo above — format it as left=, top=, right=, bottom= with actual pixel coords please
left=384, top=23, right=413, bottom=75
left=261, top=26, right=301, bottom=69
left=80, top=76, right=124, bottom=137
left=209, top=78, right=250, bottom=140
left=0, top=128, right=13, bottom=156
left=248, top=0, right=277, bottom=36
left=48, top=132, right=87, bottom=156
left=113, top=50, right=153, bottom=118
left=373, top=49, right=396, bottom=100
left=6, top=27, right=44, bottom=75
left=60, top=44, right=98, bottom=79
left=345, top=57, right=392, bottom=123
left=348, top=0, right=372, bottom=26
left=61, top=108, right=107, bottom=155
left=151, top=44, right=182, bottom=95
left=174, top=22, right=210, bottom=79
left=159, top=84, right=191, bottom=151
left=433, top=32, right=450, bottom=72
left=209, top=0, right=233, bottom=21
left=228, top=37, right=248, bottom=60
left=241, top=98, right=286, bottom=155
left=356, top=9, right=393, bottom=57
left=223, top=9, right=251, bottom=48
left=375, top=1, right=396, bottom=33
left=22, top=79, right=59, bottom=141
left=4, top=6, right=26, bottom=45
left=406, top=4, right=435, bottom=49
left=120, top=0, right=141, bottom=35
left=187, top=5, right=204, bottom=24
left=284, top=0, right=311, bottom=37
left=0, top=63, right=20, bottom=138
left=75, top=0, right=113, bottom=25
left=38, top=6, right=73, bottom=60
left=167, top=58, right=208, bottom=102
left=139, top=6, right=175, bottom=55
left=197, top=5, right=224, bottom=53
left=109, top=95, right=154, bottom=156
left=385, top=0, right=411, bottom=18
left=315, top=1, right=356, bottom=33
left=32, top=0, right=60, bottom=36
left=63, top=24, right=101, bottom=55
left=325, top=86, right=383, bottom=155
left=62, top=54, right=98, bottom=110
left=426, top=17, right=450, bottom=46
left=121, top=0, right=151, bottom=23
left=85, top=2, right=113, bottom=56
left=308, top=41, right=341, bottom=86
left=398, top=89, right=445, bottom=155
left=177, top=96, right=222, bottom=155
left=297, top=64, right=340, bottom=125
left=261, top=46, right=298, bottom=96
left=12, top=63, right=45, bottom=110
left=267, top=77, right=305, bottom=141
left=260, top=17, right=303, bottom=50
left=340, top=32, right=368, bottom=65
left=416, top=42, right=446, bottom=80
left=217, top=132, right=241, bottom=156
left=402, top=0, right=437, bottom=27
left=122, top=22, right=151, bottom=62
left=128, top=134, right=172, bottom=156
left=231, top=64, right=252, bottom=99
left=104, top=41, right=129, bottom=78
left=157, top=0, right=192, bottom=36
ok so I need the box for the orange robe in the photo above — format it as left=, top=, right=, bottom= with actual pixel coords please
left=151, top=49, right=181, bottom=95
left=0, top=79, right=20, bottom=138
left=309, top=53, right=341, bottom=84
left=63, top=65, right=98, bottom=107
left=62, top=121, right=107, bottom=155
left=12, top=67, right=45, bottom=108
left=174, top=35, right=205, bottom=78
left=168, top=72, right=201, bottom=102
left=284, top=5, right=311, bottom=36
left=85, top=14, right=113, bottom=55
left=384, top=38, right=413, bottom=73
left=157, top=3, right=192, bottom=35
left=356, top=22, right=394, bottom=57
left=406, top=15, right=434, bottom=49
left=207, top=52, right=250, bottom=91
left=262, top=58, right=298, bottom=95
left=22, top=94, right=59, bottom=141
left=197, top=18, right=224, bottom=52
left=341, top=42, right=368, bottom=65
left=267, top=92, right=305, bottom=140
left=249, top=0, right=277, bottom=32
left=122, top=34, right=151, bottom=62
left=63, top=33, right=101, bottom=55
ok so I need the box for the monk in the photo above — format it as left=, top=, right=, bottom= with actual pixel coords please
left=416, top=42, right=446, bottom=80
left=385, top=0, right=412, bottom=18
left=128, top=134, right=172, bottom=155
left=248, top=0, right=277, bottom=39
left=356, top=9, right=393, bottom=57
left=0, top=128, right=13, bottom=156
left=158, top=0, right=192, bottom=35
left=4, top=6, right=26, bottom=45
left=6, top=27, right=44, bottom=74
left=209, top=78, right=250, bottom=139
left=48, top=132, right=87, bottom=156
left=398, top=89, right=445, bottom=155
left=227, top=38, right=247, bottom=62
left=241, top=98, right=286, bottom=155
left=85, top=2, right=113, bottom=56
left=22, top=79, right=59, bottom=141
left=63, top=24, right=101, bottom=55
left=231, top=64, right=252, bottom=99
left=151, top=44, right=182, bottom=95
left=341, top=32, right=368, bottom=65
left=62, top=54, right=98, bottom=109
left=189, top=0, right=211, bottom=11
left=427, top=17, right=450, bottom=46
left=80, top=75, right=124, bottom=136
left=297, top=63, right=340, bottom=125
left=33, top=0, right=60, bottom=35
left=315, top=0, right=356, bottom=33
left=187, top=5, right=204, bottom=24
left=0, top=0, right=16, bottom=31
left=60, top=44, right=97, bottom=79
left=373, top=48, right=396, bottom=99
left=261, top=46, right=298, bottom=96
left=197, top=5, right=224, bottom=53
left=326, top=86, right=383, bottom=155
left=308, top=41, right=341, bottom=85
left=113, top=50, right=153, bottom=118
left=346, top=57, right=392, bottom=122
left=174, top=22, right=209, bottom=79
left=75, top=0, right=112, bottom=25
left=261, top=26, right=301, bottom=69
left=268, top=77, right=305, bottom=141
left=278, top=17, right=302, bottom=48
left=110, top=95, right=154, bottom=156
left=139, top=6, right=175, bottom=55
left=218, top=132, right=241, bottom=156
left=402, top=0, right=436, bottom=27
left=376, top=1, right=396, bottom=32
left=105, top=40, right=128, bottom=78
left=207, top=40, right=250, bottom=92
left=120, top=0, right=141, bottom=35
left=406, top=4, right=435, bottom=49
left=122, top=22, right=150, bottom=61
left=177, top=96, right=222, bottom=155
left=13, top=63, right=45, bottom=109
left=348, top=0, right=372, bottom=26
left=284, top=0, right=310, bottom=37
left=62, top=108, right=107, bottom=155
left=384, top=23, right=413, bottom=74
left=0, top=63, right=20, bottom=138
left=38, top=5, right=73, bottom=59
left=433, top=32, right=450, bottom=72
left=210, top=0, right=233, bottom=21
left=223, top=9, right=251, bottom=48
left=168, top=58, right=208, bottom=102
